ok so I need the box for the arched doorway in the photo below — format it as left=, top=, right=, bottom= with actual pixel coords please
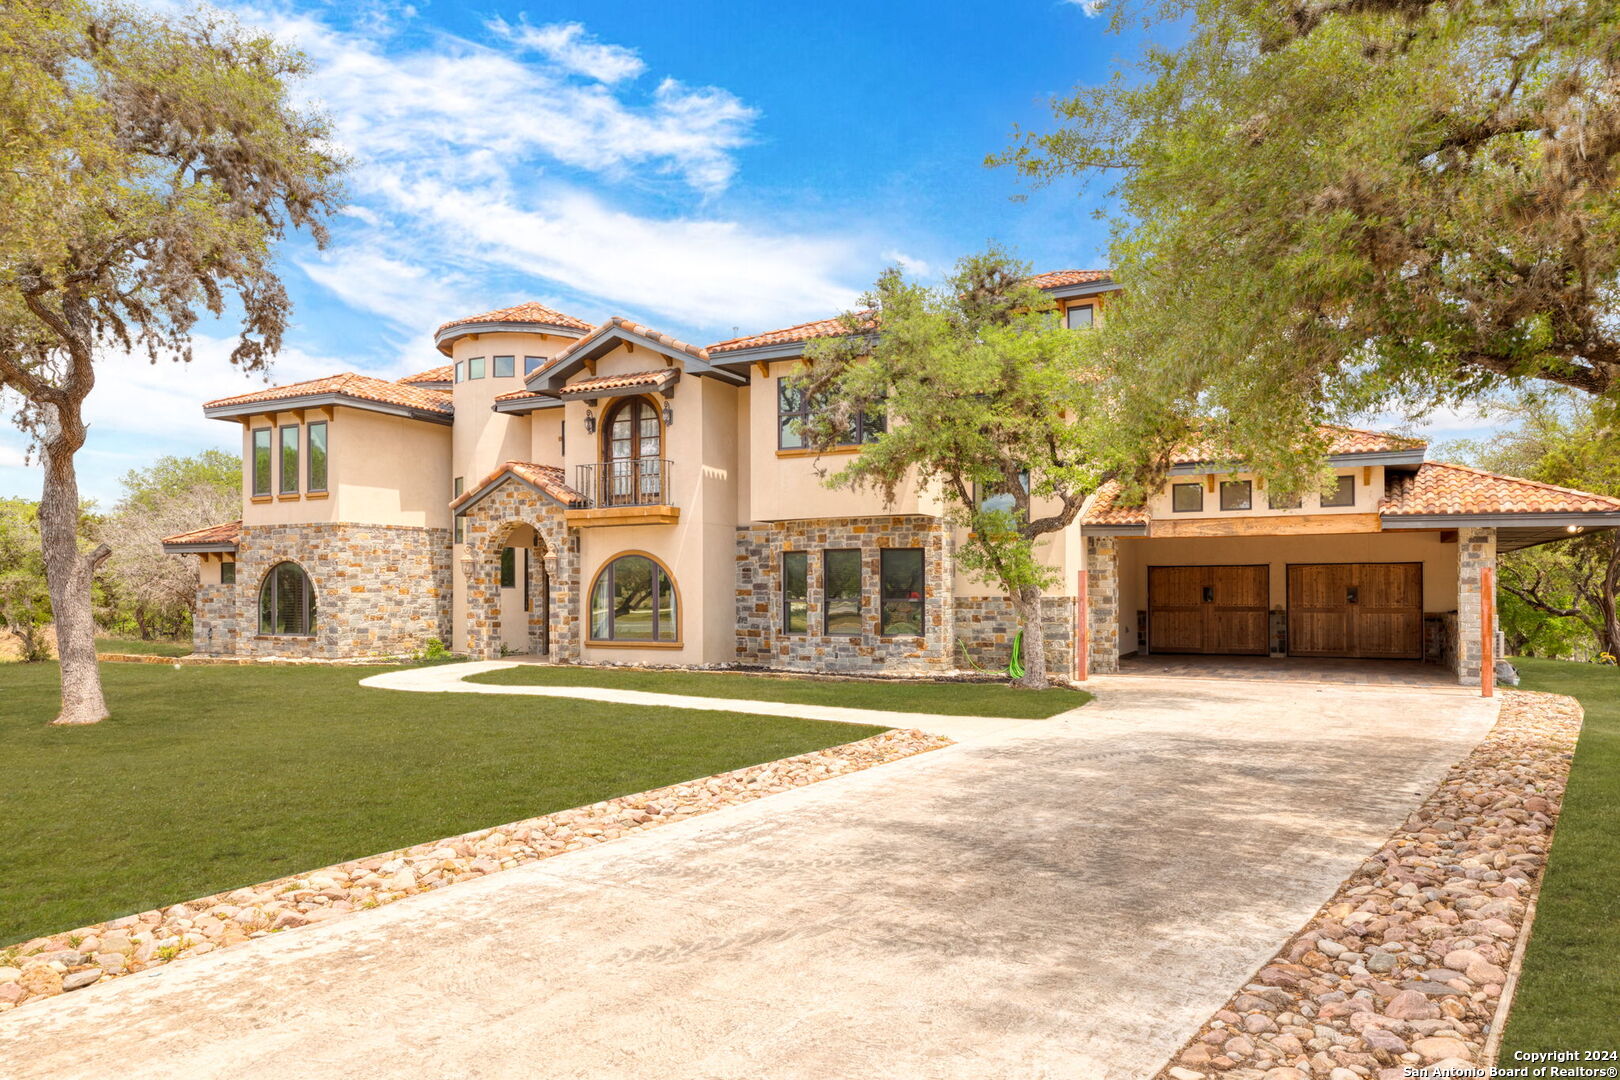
left=602, top=396, right=664, bottom=506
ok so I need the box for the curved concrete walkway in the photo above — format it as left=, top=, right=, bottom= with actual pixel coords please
left=0, top=677, right=1497, bottom=1080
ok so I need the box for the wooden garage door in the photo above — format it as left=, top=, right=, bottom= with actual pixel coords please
left=1286, top=563, right=1422, bottom=659
left=1148, top=565, right=1269, bottom=655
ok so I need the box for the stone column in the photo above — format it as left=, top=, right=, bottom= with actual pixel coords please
left=1086, top=535, right=1120, bottom=675
left=1456, top=526, right=1497, bottom=686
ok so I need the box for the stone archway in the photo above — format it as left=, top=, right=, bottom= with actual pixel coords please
left=459, top=482, right=580, bottom=661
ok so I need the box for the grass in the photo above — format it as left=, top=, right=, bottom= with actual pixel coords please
left=94, top=637, right=192, bottom=657
left=0, top=661, right=885, bottom=947
left=1498, top=657, right=1620, bottom=1056
left=467, top=665, right=1091, bottom=718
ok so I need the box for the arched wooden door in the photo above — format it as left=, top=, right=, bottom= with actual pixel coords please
left=603, top=397, right=663, bottom=506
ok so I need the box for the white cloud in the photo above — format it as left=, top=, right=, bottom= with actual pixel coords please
left=486, top=19, right=646, bottom=84
left=1064, top=0, right=1110, bottom=15
left=883, top=250, right=934, bottom=280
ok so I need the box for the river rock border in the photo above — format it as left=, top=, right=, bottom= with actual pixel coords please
left=0, top=727, right=951, bottom=1014
left=1155, top=689, right=1581, bottom=1080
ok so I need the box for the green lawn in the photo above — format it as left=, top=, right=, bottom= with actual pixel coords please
left=468, top=665, right=1091, bottom=718
left=1499, top=657, right=1620, bottom=1056
left=94, top=636, right=192, bottom=657
left=0, top=662, right=884, bottom=947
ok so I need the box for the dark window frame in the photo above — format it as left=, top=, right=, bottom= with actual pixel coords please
left=588, top=553, right=679, bottom=643
left=823, top=549, right=863, bottom=635
left=454, top=360, right=465, bottom=383
left=220, top=561, right=236, bottom=585
left=453, top=477, right=464, bottom=543
left=493, top=355, right=515, bottom=378
left=1171, top=483, right=1203, bottom=513
left=879, top=548, right=925, bottom=637
left=500, top=546, right=517, bottom=588
left=1321, top=474, right=1356, bottom=507
left=468, top=356, right=486, bottom=380
left=251, top=428, right=272, bottom=496
left=782, top=550, right=808, bottom=634
left=306, top=421, right=329, bottom=493
left=524, top=356, right=544, bottom=376
left=776, top=378, right=886, bottom=450
left=278, top=424, right=300, bottom=495
left=257, top=561, right=316, bottom=637
left=1065, top=303, right=1095, bottom=329
left=1220, top=479, right=1253, bottom=511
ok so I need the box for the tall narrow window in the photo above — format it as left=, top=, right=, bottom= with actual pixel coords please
left=455, top=361, right=465, bottom=383
left=880, top=548, right=924, bottom=636
left=560, top=421, right=566, bottom=456
left=1322, top=475, right=1356, bottom=507
left=453, top=477, right=464, bottom=543
left=493, top=355, right=514, bottom=378
left=783, top=551, right=808, bottom=633
left=500, top=546, right=516, bottom=588
left=306, top=421, right=328, bottom=492
left=468, top=356, right=486, bottom=380
left=279, top=425, right=300, bottom=494
left=589, top=554, right=678, bottom=642
left=258, top=562, right=315, bottom=635
left=824, top=550, right=862, bottom=633
left=251, top=429, right=272, bottom=496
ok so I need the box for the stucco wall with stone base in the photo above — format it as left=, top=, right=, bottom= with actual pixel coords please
left=194, top=523, right=451, bottom=659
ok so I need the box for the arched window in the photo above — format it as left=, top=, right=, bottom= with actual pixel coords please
left=589, top=553, right=678, bottom=643
left=259, top=562, right=316, bottom=636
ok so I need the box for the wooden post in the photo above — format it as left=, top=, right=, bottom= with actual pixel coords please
left=1481, top=565, right=1495, bottom=698
left=1076, top=569, right=1089, bottom=682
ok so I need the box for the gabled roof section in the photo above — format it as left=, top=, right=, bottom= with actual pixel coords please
left=1382, top=462, right=1620, bottom=518
left=399, top=364, right=452, bottom=386
left=160, top=520, right=241, bottom=553
left=1081, top=482, right=1148, bottom=530
left=434, top=301, right=594, bottom=356
left=204, top=374, right=453, bottom=425
left=556, top=369, right=679, bottom=398
left=450, top=461, right=588, bottom=516
left=526, top=317, right=743, bottom=392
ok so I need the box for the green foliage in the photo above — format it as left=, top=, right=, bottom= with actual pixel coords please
left=113, top=451, right=240, bottom=518
left=995, top=0, right=1620, bottom=486
left=413, top=637, right=453, bottom=663
left=0, top=498, right=52, bottom=661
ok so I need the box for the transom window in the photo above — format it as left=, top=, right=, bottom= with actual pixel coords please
left=1171, top=483, right=1203, bottom=512
left=1322, top=475, right=1356, bottom=507
left=259, top=562, right=315, bottom=636
left=1219, top=480, right=1252, bottom=511
left=879, top=548, right=924, bottom=636
left=589, top=554, right=678, bottom=642
left=824, top=550, right=862, bottom=633
left=777, top=379, right=886, bottom=450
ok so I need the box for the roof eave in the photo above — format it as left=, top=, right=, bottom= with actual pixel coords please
left=491, top=395, right=564, bottom=415
left=1168, top=447, right=1427, bottom=475
left=1081, top=523, right=1149, bottom=535
left=527, top=327, right=744, bottom=392
left=161, top=541, right=238, bottom=554
left=1040, top=279, right=1122, bottom=300
left=1381, top=511, right=1620, bottom=528
left=435, top=320, right=589, bottom=357
left=203, top=393, right=453, bottom=426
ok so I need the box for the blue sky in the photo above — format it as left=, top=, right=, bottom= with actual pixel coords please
left=0, top=0, right=1493, bottom=504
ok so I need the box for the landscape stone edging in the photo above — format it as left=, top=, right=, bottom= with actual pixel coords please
left=0, top=728, right=952, bottom=1014
left=1154, top=689, right=1581, bottom=1080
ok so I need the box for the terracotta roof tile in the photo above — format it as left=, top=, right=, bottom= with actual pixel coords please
left=493, top=388, right=549, bottom=403
left=1082, top=481, right=1148, bottom=526
left=1382, top=462, right=1620, bottom=516
left=399, top=364, right=451, bottom=385
left=436, top=301, right=594, bottom=337
left=1024, top=269, right=1114, bottom=289
left=557, top=369, right=679, bottom=397
left=708, top=312, right=873, bottom=355
left=534, top=317, right=709, bottom=379
left=159, top=520, right=242, bottom=548
left=1173, top=425, right=1425, bottom=465
left=450, top=461, right=588, bottom=512
left=205, top=373, right=452, bottom=416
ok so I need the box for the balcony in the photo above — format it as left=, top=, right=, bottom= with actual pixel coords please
left=567, top=459, right=679, bottom=527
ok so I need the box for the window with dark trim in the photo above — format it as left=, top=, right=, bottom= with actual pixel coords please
left=823, top=550, right=862, bottom=633
left=783, top=551, right=808, bottom=633
left=777, top=379, right=885, bottom=450
left=220, top=561, right=236, bottom=585
left=258, top=562, right=315, bottom=635
left=468, top=356, right=486, bottom=380
left=251, top=429, right=272, bottom=496
left=560, top=421, right=566, bottom=457
left=879, top=548, right=924, bottom=636
left=306, top=422, right=328, bottom=492
left=500, top=547, right=517, bottom=588
left=1322, top=475, right=1356, bottom=507
left=279, top=425, right=300, bottom=494
left=493, top=355, right=515, bottom=378
left=1065, top=304, right=1095, bottom=329
left=1171, top=483, right=1203, bottom=512
left=524, top=356, right=544, bottom=375
left=1219, top=480, right=1252, bottom=511
left=589, top=554, right=678, bottom=642
left=453, top=477, right=464, bottom=543
left=455, top=361, right=465, bottom=383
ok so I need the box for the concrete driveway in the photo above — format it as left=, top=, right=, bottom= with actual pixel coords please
left=0, top=676, right=1495, bottom=1080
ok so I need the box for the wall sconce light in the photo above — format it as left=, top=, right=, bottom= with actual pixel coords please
left=583, top=408, right=596, bottom=434
left=1567, top=524, right=1583, bottom=534
left=662, top=401, right=674, bottom=426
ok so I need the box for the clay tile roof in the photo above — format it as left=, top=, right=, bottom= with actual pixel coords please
left=1382, top=462, right=1620, bottom=517
left=435, top=301, right=594, bottom=337
left=1082, top=481, right=1148, bottom=526
left=1173, top=425, right=1425, bottom=465
left=399, top=364, right=452, bottom=385
left=708, top=312, right=873, bottom=355
left=450, top=461, right=588, bottom=512
left=493, top=388, right=548, bottom=403
left=204, top=373, right=453, bottom=416
left=159, top=520, right=242, bottom=548
left=539, top=317, right=709, bottom=376
left=557, top=369, right=679, bottom=396
left=1025, top=269, right=1114, bottom=289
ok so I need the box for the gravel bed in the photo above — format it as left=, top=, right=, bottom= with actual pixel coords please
left=1155, top=689, right=1581, bottom=1080
left=0, top=727, right=950, bottom=1013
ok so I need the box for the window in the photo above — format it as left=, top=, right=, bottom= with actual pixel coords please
left=777, top=379, right=885, bottom=450
left=560, top=421, right=566, bottom=457
left=453, top=477, right=464, bottom=543
left=524, top=356, right=544, bottom=375
left=307, top=422, right=328, bottom=492
left=1322, top=475, right=1356, bottom=507
left=783, top=551, right=808, bottom=633
left=824, top=550, right=862, bottom=633
left=220, top=561, right=236, bottom=585
left=1065, top=304, right=1095, bottom=329
left=590, top=554, right=678, bottom=642
left=258, top=562, right=315, bottom=636
left=1172, top=483, right=1203, bottom=512
left=251, top=429, right=272, bottom=496
left=1220, top=480, right=1253, bottom=511
left=279, top=425, right=299, bottom=494
left=468, top=357, right=486, bottom=380
left=493, top=355, right=514, bottom=378
left=500, top=547, right=517, bottom=588
left=879, top=548, right=924, bottom=636
left=1269, top=488, right=1302, bottom=510
left=974, top=470, right=1031, bottom=525
left=455, top=361, right=465, bottom=383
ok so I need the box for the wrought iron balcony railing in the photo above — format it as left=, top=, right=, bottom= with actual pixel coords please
left=576, top=459, right=673, bottom=509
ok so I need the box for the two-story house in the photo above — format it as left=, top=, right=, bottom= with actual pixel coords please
left=161, top=271, right=1620, bottom=686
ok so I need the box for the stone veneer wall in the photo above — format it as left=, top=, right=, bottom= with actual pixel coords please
left=735, top=516, right=955, bottom=673
left=953, top=596, right=1076, bottom=679
left=197, top=523, right=452, bottom=660
left=458, top=480, right=580, bottom=662
left=1455, top=526, right=1498, bottom=685
left=1085, top=536, right=1121, bottom=674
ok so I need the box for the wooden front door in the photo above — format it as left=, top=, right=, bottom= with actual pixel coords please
left=1147, top=565, right=1270, bottom=655
left=603, top=397, right=663, bottom=506
left=1286, top=563, right=1422, bottom=659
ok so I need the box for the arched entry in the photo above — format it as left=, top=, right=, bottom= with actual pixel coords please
left=602, top=396, right=664, bottom=505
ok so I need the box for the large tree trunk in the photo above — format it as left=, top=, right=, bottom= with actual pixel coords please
left=1601, top=533, right=1620, bottom=660
left=39, top=402, right=111, bottom=725
left=1013, top=585, right=1049, bottom=690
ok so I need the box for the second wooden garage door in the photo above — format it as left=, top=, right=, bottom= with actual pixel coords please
left=1148, top=565, right=1270, bottom=655
left=1287, top=563, right=1423, bottom=659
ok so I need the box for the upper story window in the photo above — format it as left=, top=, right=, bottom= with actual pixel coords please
left=307, top=422, right=328, bottom=493
left=1219, top=480, right=1252, bottom=511
left=455, top=361, right=465, bottom=383
left=1065, top=304, right=1095, bottom=329
left=524, top=356, right=544, bottom=375
left=251, top=429, right=272, bottom=497
left=1171, top=483, right=1203, bottom=512
left=279, top=425, right=300, bottom=495
left=493, top=355, right=515, bottom=378
left=777, top=380, right=885, bottom=450
left=468, top=357, right=486, bottom=380
left=1322, top=474, right=1356, bottom=507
